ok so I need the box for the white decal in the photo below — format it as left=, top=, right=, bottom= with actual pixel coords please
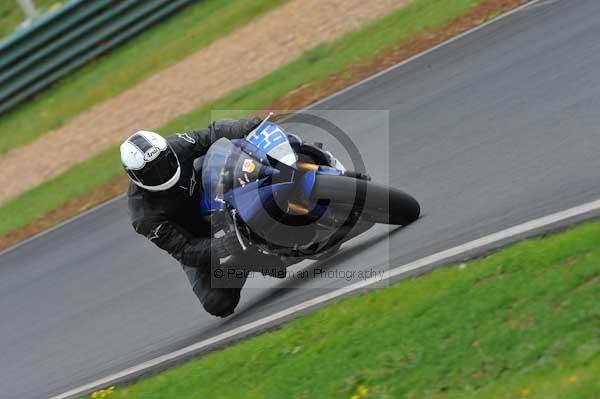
left=176, top=133, right=196, bottom=144
left=242, top=159, right=256, bottom=173
left=188, top=170, right=197, bottom=197
left=144, top=147, right=161, bottom=162
left=148, top=224, right=162, bottom=241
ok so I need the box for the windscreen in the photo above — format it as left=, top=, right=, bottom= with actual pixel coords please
left=201, top=138, right=237, bottom=212
left=201, top=138, right=279, bottom=213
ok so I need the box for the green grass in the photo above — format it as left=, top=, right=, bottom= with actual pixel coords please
left=0, top=0, right=287, bottom=154
left=0, top=0, right=59, bottom=39
left=95, top=218, right=600, bottom=399
left=162, top=0, right=483, bottom=133
left=0, top=144, right=122, bottom=237
left=0, top=0, right=487, bottom=237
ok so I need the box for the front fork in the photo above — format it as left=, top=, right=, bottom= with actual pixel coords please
left=230, top=209, right=248, bottom=251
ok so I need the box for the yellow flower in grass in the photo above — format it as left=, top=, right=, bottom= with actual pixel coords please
left=568, top=375, right=577, bottom=383
left=91, top=386, right=115, bottom=398
left=357, top=385, right=369, bottom=397
left=521, top=388, right=531, bottom=397
left=350, top=384, right=369, bottom=399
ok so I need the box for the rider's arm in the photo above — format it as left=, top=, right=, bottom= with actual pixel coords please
left=208, top=118, right=262, bottom=143
left=127, top=185, right=242, bottom=268
left=131, top=217, right=239, bottom=268
left=170, top=118, right=262, bottom=157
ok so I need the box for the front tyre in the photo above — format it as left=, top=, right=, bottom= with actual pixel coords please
left=310, top=174, right=420, bottom=225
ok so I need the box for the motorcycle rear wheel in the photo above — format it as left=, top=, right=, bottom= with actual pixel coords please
left=310, top=174, right=420, bottom=226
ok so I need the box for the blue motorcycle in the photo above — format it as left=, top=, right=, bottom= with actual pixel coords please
left=196, top=116, right=420, bottom=261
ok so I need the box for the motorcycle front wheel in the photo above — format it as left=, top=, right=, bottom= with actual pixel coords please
left=310, top=174, right=420, bottom=226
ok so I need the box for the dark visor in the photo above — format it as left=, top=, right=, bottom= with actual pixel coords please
left=128, top=149, right=179, bottom=187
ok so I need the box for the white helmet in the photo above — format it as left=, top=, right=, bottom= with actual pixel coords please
left=120, top=131, right=181, bottom=191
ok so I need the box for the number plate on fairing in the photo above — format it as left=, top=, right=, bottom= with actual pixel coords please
left=246, top=122, right=297, bottom=166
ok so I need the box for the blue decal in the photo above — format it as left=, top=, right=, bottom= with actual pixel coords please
left=316, top=165, right=344, bottom=176
left=247, top=122, right=288, bottom=153
left=298, top=170, right=316, bottom=200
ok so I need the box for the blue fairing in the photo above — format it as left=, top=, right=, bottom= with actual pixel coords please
left=200, top=122, right=341, bottom=223
left=316, top=165, right=343, bottom=176
left=224, top=180, right=295, bottom=225
left=199, top=138, right=278, bottom=215
left=298, top=170, right=316, bottom=200
left=232, top=139, right=270, bottom=165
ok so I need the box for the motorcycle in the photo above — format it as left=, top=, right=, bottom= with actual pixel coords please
left=196, top=114, right=420, bottom=264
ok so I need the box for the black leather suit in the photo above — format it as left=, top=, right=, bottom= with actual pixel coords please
left=127, top=118, right=261, bottom=317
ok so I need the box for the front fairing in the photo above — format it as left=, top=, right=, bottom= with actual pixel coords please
left=200, top=138, right=278, bottom=215
left=198, top=122, right=360, bottom=256
left=201, top=121, right=298, bottom=216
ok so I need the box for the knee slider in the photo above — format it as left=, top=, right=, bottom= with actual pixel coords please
left=201, top=289, right=240, bottom=318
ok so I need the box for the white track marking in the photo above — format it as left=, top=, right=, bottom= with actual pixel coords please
left=51, top=196, right=600, bottom=399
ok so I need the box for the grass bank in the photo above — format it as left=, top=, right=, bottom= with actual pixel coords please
left=0, top=0, right=58, bottom=39
left=0, top=146, right=123, bottom=237
left=0, top=0, right=287, bottom=154
left=95, top=217, right=600, bottom=399
left=0, top=0, right=523, bottom=242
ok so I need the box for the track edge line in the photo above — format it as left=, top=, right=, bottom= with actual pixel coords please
left=50, top=196, right=600, bottom=399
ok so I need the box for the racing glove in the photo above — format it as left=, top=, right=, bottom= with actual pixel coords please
left=209, top=117, right=262, bottom=142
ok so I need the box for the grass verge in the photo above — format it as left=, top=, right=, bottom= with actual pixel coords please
left=0, top=145, right=123, bottom=238
left=0, top=0, right=287, bottom=154
left=94, top=218, right=600, bottom=399
left=0, top=0, right=59, bottom=39
left=0, top=0, right=527, bottom=247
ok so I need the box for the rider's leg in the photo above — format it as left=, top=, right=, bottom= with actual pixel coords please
left=182, top=263, right=246, bottom=318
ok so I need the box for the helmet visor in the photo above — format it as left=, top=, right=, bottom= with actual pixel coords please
left=128, top=148, right=179, bottom=188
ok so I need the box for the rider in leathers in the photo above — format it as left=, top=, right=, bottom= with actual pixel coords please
left=121, top=118, right=266, bottom=317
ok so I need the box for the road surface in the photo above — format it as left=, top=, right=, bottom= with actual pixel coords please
left=1, top=1, right=600, bottom=397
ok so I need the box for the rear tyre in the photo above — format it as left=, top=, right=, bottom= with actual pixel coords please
left=311, top=174, right=420, bottom=225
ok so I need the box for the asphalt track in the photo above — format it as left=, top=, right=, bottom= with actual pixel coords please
left=2, top=0, right=600, bottom=397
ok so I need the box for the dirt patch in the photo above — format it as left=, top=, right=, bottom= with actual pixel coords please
left=506, top=315, right=536, bottom=329
left=0, top=0, right=530, bottom=252
left=576, top=273, right=600, bottom=290
left=559, top=257, right=578, bottom=266
left=473, top=270, right=510, bottom=285
left=0, top=0, right=411, bottom=205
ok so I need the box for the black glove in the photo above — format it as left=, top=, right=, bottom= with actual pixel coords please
left=214, top=232, right=244, bottom=258
left=210, top=117, right=263, bottom=141
left=245, top=117, right=263, bottom=132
